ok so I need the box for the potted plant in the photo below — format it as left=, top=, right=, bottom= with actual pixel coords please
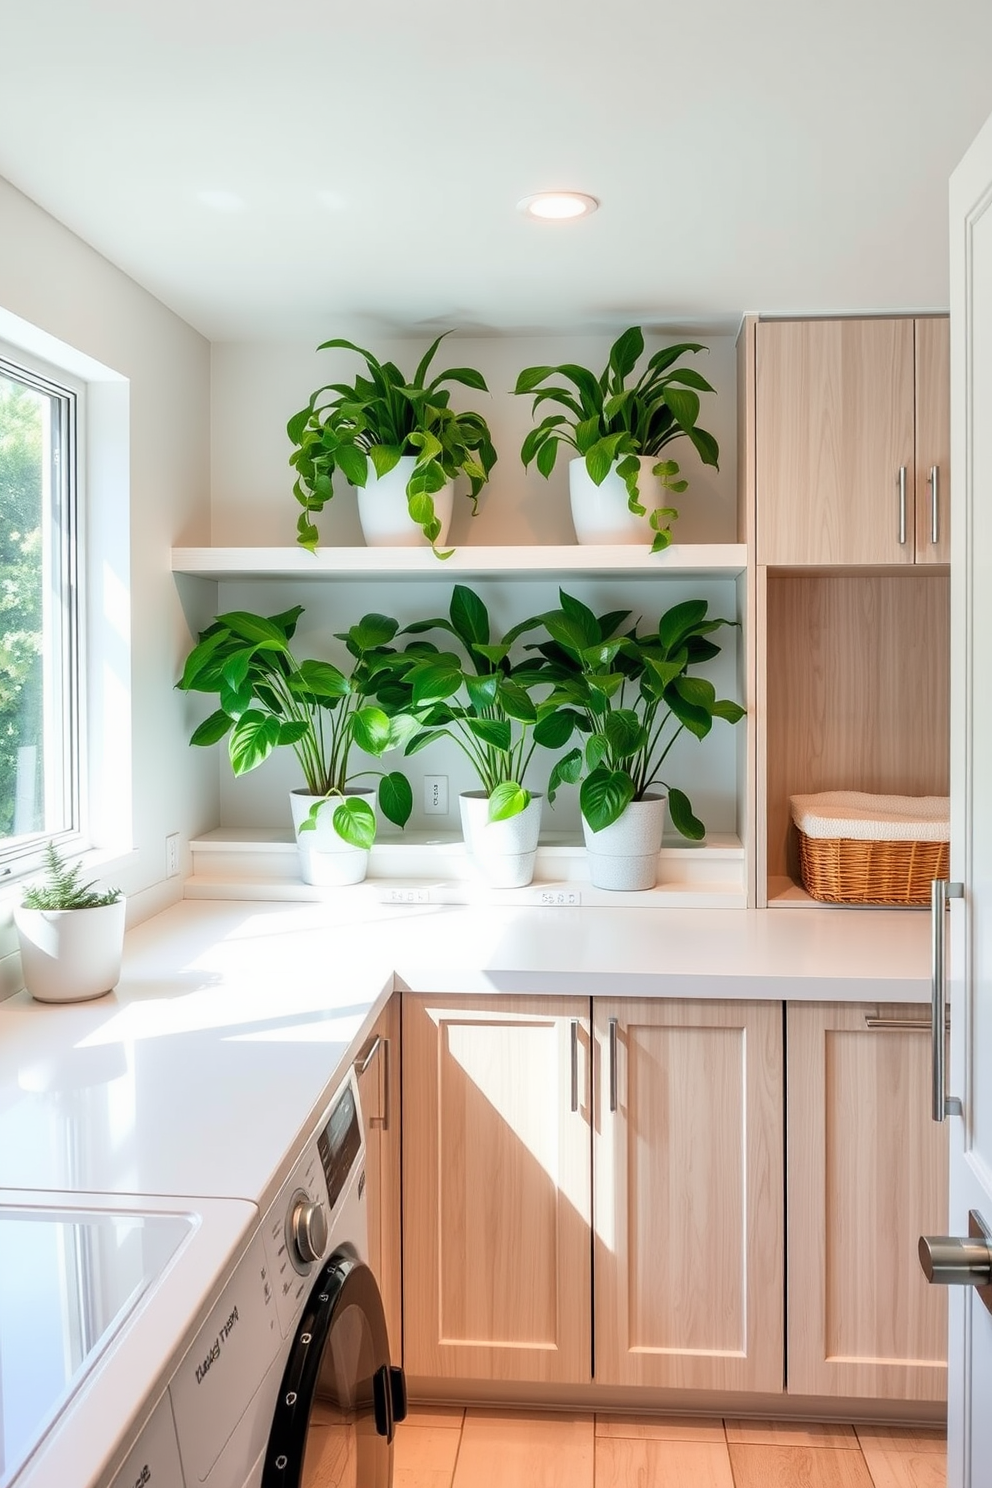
left=396, top=585, right=566, bottom=887
left=288, top=334, right=498, bottom=556
left=514, top=327, right=719, bottom=550
left=14, top=841, right=125, bottom=1003
left=177, top=605, right=417, bottom=885
left=529, top=590, right=744, bottom=889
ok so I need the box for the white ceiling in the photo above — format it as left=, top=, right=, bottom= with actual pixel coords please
left=1, top=0, right=991, bottom=342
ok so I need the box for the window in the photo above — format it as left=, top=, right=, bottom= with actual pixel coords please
left=0, top=350, right=81, bottom=866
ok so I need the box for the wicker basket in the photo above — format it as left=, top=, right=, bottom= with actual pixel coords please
left=796, top=831, right=949, bottom=906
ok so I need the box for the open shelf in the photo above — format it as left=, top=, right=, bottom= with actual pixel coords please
left=186, top=829, right=747, bottom=909
left=172, top=544, right=748, bottom=581
left=761, top=569, right=950, bottom=906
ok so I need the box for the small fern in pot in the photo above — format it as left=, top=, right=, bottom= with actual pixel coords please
left=514, top=327, right=719, bottom=551
left=15, top=841, right=126, bottom=1003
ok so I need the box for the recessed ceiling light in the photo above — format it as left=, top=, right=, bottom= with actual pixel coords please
left=517, top=192, right=599, bottom=221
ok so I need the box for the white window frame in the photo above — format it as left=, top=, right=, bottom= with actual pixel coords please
left=0, top=345, right=86, bottom=872
left=0, top=316, right=132, bottom=891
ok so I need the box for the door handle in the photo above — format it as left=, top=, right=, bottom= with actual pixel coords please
left=920, top=1212, right=992, bottom=1316
left=931, top=878, right=963, bottom=1121
left=570, top=1019, right=579, bottom=1113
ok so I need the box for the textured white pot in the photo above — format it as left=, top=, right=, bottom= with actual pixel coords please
left=15, top=899, right=126, bottom=1003
left=568, top=455, right=672, bottom=545
left=290, top=788, right=376, bottom=886
left=459, top=791, right=543, bottom=888
left=581, top=793, right=667, bottom=891
left=356, top=454, right=454, bottom=547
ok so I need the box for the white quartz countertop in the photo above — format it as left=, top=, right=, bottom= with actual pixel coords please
left=0, top=897, right=932, bottom=1209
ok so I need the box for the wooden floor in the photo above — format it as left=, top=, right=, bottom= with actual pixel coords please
left=394, top=1408, right=946, bottom=1488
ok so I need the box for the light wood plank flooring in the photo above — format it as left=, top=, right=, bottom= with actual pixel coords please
left=394, top=1409, right=946, bottom=1488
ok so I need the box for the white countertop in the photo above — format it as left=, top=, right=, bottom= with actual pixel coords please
left=0, top=897, right=931, bottom=1208
left=0, top=895, right=933, bottom=1487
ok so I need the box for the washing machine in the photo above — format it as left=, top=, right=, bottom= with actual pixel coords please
left=152, top=1065, right=405, bottom=1488
left=6, top=1066, right=405, bottom=1488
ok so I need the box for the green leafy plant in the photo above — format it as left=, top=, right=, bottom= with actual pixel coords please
left=526, top=589, right=744, bottom=837
left=395, top=585, right=563, bottom=822
left=288, top=334, right=498, bottom=557
left=514, top=327, right=719, bottom=552
left=177, top=606, right=418, bottom=849
left=21, top=840, right=121, bottom=909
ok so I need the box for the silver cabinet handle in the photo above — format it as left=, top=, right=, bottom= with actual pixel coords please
left=929, top=465, right=940, bottom=545
left=354, top=1033, right=389, bottom=1129
left=931, top=878, right=963, bottom=1122
left=898, top=466, right=907, bottom=545
left=570, top=1019, right=579, bottom=1113
left=608, top=1017, right=619, bottom=1113
left=864, top=1015, right=933, bottom=1031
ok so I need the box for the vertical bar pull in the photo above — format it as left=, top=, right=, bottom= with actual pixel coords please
left=931, top=878, right=963, bottom=1122
left=898, top=466, right=908, bottom=545
left=570, top=1019, right=579, bottom=1113
left=929, top=465, right=940, bottom=545
left=608, top=1017, right=619, bottom=1113
left=354, top=1034, right=388, bottom=1129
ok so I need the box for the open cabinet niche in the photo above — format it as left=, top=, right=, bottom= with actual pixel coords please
left=760, top=568, right=950, bottom=905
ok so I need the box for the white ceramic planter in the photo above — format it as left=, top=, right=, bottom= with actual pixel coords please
left=14, top=898, right=127, bottom=1003
left=459, top=791, right=543, bottom=888
left=581, top=793, right=667, bottom=890
left=356, top=454, right=454, bottom=547
left=290, top=788, right=376, bottom=886
left=568, top=455, right=674, bottom=545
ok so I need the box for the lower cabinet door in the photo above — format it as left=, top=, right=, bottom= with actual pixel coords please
left=787, top=1002, right=949, bottom=1401
left=593, top=998, right=785, bottom=1392
left=402, top=993, right=592, bottom=1385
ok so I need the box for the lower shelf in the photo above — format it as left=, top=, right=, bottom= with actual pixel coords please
left=187, top=830, right=747, bottom=909
left=767, top=876, right=932, bottom=911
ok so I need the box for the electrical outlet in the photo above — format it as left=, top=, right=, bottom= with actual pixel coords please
left=166, top=833, right=180, bottom=878
left=534, top=889, right=582, bottom=907
left=424, top=775, right=448, bottom=815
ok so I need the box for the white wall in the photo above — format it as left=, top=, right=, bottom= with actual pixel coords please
left=0, top=174, right=214, bottom=975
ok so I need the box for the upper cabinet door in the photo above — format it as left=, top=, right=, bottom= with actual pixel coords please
left=756, top=318, right=917, bottom=565
left=915, top=316, right=951, bottom=564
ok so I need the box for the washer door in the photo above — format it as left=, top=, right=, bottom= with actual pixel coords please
left=262, top=1252, right=406, bottom=1488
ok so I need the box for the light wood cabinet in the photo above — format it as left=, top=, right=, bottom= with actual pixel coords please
left=401, top=993, right=592, bottom=1385
left=355, top=994, right=402, bottom=1362
left=755, top=316, right=949, bottom=566
left=593, top=998, right=784, bottom=1393
left=786, top=1002, right=949, bottom=1402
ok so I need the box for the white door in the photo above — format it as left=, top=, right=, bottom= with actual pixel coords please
left=942, top=107, right=992, bottom=1488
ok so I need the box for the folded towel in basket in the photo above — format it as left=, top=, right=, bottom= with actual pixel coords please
left=789, top=790, right=950, bottom=842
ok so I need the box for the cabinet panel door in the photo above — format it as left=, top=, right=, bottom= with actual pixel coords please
left=787, top=1003, right=949, bottom=1401
left=355, top=994, right=402, bottom=1363
left=756, top=318, right=916, bottom=565
left=402, top=994, right=591, bottom=1385
left=915, top=316, right=951, bottom=564
left=593, top=999, right=784, bottom=1392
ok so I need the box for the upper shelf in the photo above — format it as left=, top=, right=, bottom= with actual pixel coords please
left=171, top=544, right=748, bottom=580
